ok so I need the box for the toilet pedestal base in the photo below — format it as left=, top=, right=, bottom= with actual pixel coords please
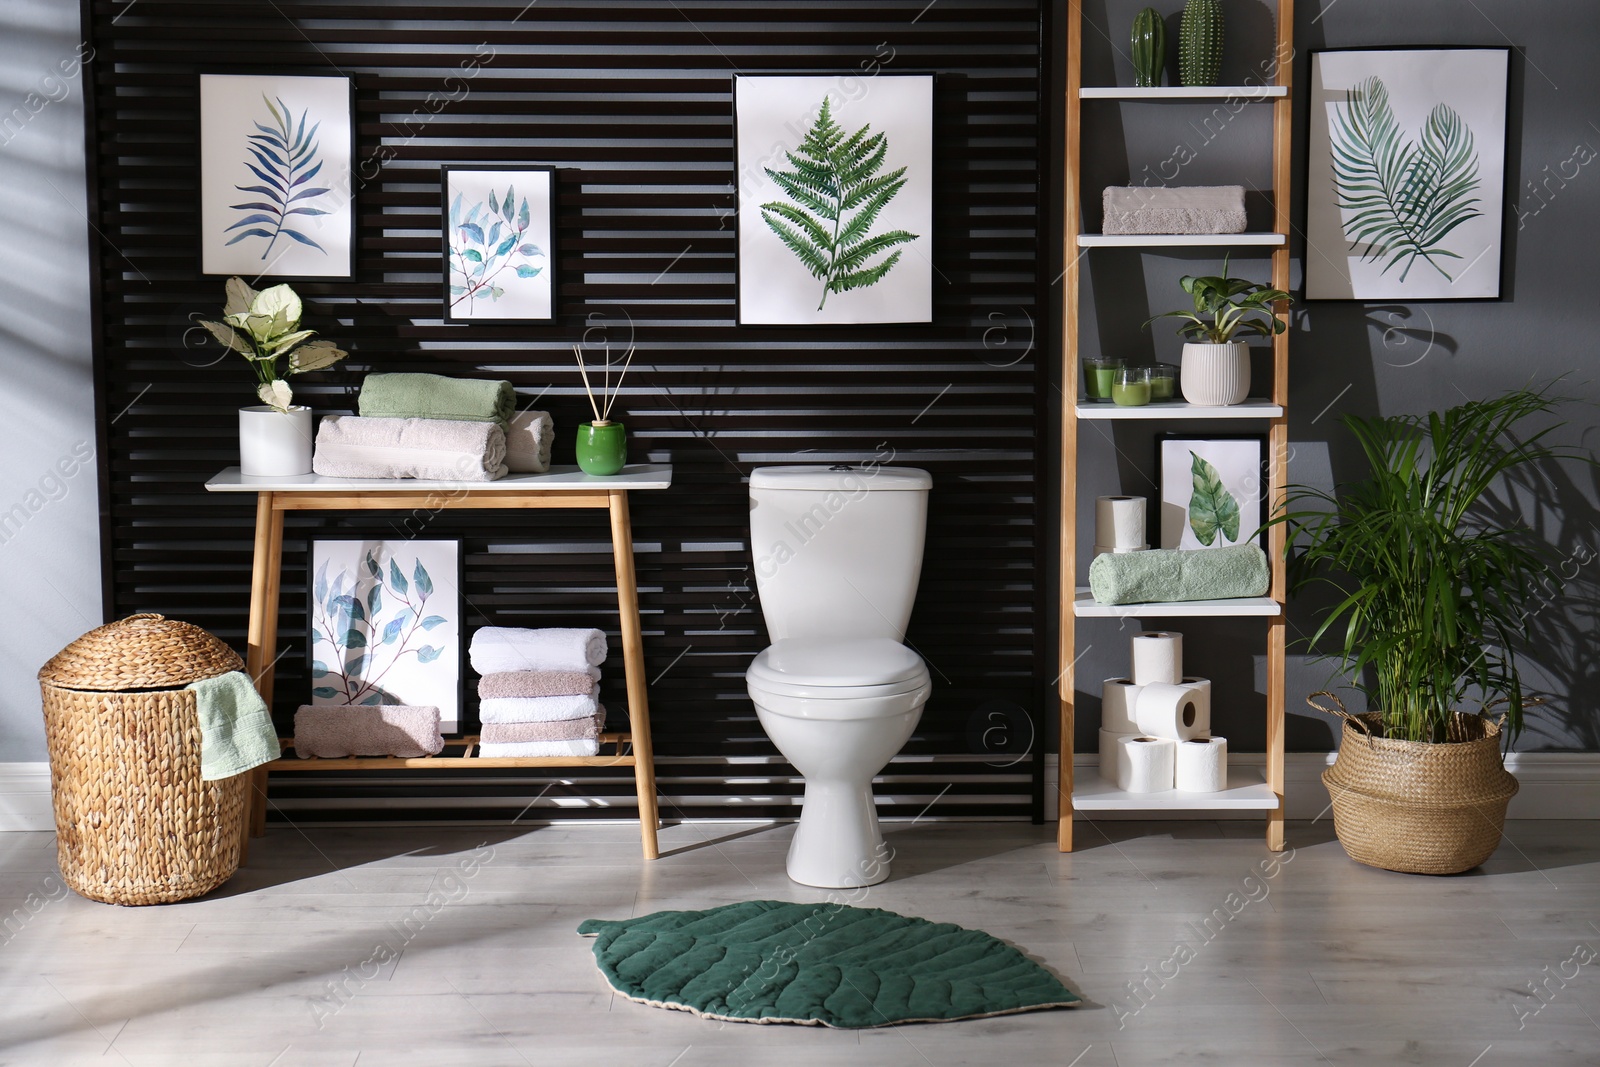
left=786, top=779, right=892, bottom=888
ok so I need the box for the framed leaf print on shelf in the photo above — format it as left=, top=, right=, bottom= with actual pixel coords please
left=733, top=73, right=933, bottom=325
left=199, top=73, right=355, bottom=280
left=307, top=539, right=464, bottom=733
left=1156, top=435, right=1268, bottom=552
left=442, top=165, right=556, bottom=323
left=1305, top=48, right=1510, bottom=301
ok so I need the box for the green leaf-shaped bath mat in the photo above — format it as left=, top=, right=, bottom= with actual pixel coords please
left=577, top=899, right=1080, bottom=1027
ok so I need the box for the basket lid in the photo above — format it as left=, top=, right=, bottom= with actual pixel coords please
left=38, top=613, right=244, bottom=691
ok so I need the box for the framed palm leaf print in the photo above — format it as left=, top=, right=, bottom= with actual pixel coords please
left=733, top=73, right=933, bottom=325
left=1305, top=48, right=1509, bottom=300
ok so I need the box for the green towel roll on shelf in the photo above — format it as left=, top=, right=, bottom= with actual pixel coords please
left=359, top=372, right=516, bottom=432
left=1089, top=543, right=1270, bottom=605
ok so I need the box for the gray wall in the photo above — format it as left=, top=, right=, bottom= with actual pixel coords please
left=1070, top=0, right=1600, bottom=754
left=0, top=0, right=100, bottom=762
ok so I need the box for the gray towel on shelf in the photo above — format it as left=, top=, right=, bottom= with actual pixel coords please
left=505, top=410, right=554, bottom=473
left=312, top=415, right=508, bottom=481
left=1089, top=544, right=1270, bottom=605
left=293, top=705, right=445, bottom=758
left=480, top=709, right=606, bottom=745
left=1102, top=185, right=1247, bottom=235
left=478, top=669, right=599, bottom=699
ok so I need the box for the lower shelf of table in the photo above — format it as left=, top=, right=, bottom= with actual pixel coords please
left=1072, top=767, right=1280, bottom=810
left=268, top=732, right=637, bottom=770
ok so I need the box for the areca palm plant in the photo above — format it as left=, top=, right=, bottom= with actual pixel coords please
left=1278, top=385, right=1584, bottom=743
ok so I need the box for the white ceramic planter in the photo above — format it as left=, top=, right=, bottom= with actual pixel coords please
left=1180, top=342, right=1251, bottom=406
left=239, top=405, right=313, bottom=477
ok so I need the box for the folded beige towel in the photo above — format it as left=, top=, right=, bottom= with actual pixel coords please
left=1102, top=185, right=1247, bottom=235
left=479, top=669, right=598, bottom=699
left=293, top=705, right=445, bottom=758
left=477, top=738, right=600, bottom=758
left=480, top=709, right=606, bottom=745
left=312, top=415, right=508, bottom=481
left=505, top=410, right=554, bottom=473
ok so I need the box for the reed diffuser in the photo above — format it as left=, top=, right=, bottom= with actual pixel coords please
left=573, top=342, right=635, bottom=476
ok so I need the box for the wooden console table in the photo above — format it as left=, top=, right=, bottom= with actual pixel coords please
left=205, top=463, right=672, bottom=859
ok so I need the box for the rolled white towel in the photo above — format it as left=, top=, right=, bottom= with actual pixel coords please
left=477, top=738, right=600, bottom=758
left=470, top=626, right=607, bottom=674
left=312, top=415, right=508, bottom=482
left=505, top=410, right=554, bottom=473
left=478, top=693, right=599, bottom=724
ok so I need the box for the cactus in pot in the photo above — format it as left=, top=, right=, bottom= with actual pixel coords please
left=1131, top=7, right=1165, bottom=88
left=1179, top=0, right=1224, bottom=87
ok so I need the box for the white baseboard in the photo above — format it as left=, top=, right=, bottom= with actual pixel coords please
left=0, top=764, right=53, bottom=831
left=1044, top=752, right=1600, bottom=821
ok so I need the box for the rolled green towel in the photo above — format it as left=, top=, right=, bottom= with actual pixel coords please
left=1089, top=544, right=1270, bottom=605
left=359, top=372, right=515, bottom=432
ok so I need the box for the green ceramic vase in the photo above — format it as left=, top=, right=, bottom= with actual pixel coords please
left=576, top=421, right=627, bottom=476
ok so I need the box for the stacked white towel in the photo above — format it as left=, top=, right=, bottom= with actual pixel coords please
left=470, top=627, right=609, bottom=757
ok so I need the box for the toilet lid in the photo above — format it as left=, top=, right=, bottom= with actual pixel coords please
left=747, top=637, right=929, bottom=696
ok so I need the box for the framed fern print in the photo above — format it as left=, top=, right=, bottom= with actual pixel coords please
left=1157, top=435, right=1268, bottom=551
left=441, top=165, right=556, bottom=323
left=199, top=73, right=355, bottom=279
left=733, top=73, right=934, bottom=325
left=1305, top=48, right=1509, bottom=301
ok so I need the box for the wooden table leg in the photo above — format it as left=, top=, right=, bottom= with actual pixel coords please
left=609, top=489, right=660, bottom=860
left=244, top=492, right=285, bottom=844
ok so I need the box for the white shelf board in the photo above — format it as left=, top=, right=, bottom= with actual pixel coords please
left=1079, top=85, right=1288, bottom=100
left=1076, top=399, right=1283, bottom=420
left=1074, top=589, right=1282, bottom=618
left=1077, top=232, right=1286, bottom=248
left=205, top=463, right=673, bottom=493
left=1073, top=767, right=1280, bottom=811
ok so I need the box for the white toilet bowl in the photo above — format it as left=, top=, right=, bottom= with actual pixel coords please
left=747, top=637, right=931, bottom=888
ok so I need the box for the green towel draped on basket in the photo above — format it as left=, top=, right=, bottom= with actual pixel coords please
left=186, top=670, right=281, bottom=781
left=359, top=373, right=516, bottom=433
left=1089, top=543, right=1270, bottom=605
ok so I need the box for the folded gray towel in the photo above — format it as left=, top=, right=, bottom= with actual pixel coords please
left=1102, top=185, right=1247, bottom=235
left=479, top=669, right=598, bottom=699
left=312, top=415, right=507, bottom=481
left=505, top=410, right=554, bottom=473
left=1088, top=544, right=1270, bottom=605
left=293, top=705, right=445, bottom=758
left=480, top=708, right=606, bottom=745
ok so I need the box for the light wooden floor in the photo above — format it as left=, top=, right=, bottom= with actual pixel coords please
left=2, top=819, right=1598, bottom=1066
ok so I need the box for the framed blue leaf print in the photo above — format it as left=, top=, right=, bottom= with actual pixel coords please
left=307, top=539, right=463, bottom=732
left=199, top=73, right=355, bottom=280
left=442, top=165, right=556, bottom=323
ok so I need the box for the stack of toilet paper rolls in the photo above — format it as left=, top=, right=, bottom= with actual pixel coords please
left=1096, top=630, right=1228, bottom=793
left=1094, top=495, right=1148, bottom=557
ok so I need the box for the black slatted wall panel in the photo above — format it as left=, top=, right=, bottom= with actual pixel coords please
left=84, top=0, right=1051, bottom=822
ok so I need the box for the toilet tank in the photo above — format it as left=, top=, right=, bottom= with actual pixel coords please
left=748, top=465, right=932, bottom=642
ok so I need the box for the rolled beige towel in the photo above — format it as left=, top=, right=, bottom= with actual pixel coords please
left=479, top=708, right=606, bottom=745
left=478, top=669, right=598, bottom=699
left=294, top=705, right=445, bottom=758
left=505, top=410, right=554, bottom=473
left=312, top=415, right=508, bottom=481
left=1102, top=185, right=1247, bottom=235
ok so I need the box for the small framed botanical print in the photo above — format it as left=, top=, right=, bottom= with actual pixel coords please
left=442, top=165, right=556, bottom=323
left=1157, top=434, right=1268, bottom=551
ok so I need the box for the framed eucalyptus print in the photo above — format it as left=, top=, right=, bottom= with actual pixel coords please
left=1305, top=48, right=1510, bottom=300
left=734, top=73, right=933, bottom=325
left=199, top=73, right=355, bottom=279
left=442, top=165, right=556, bottom=323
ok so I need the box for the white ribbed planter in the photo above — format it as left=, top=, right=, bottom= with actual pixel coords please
left=239, top=405, right=313, bottom=476
left=1180, top=342, right=1251, bottom=406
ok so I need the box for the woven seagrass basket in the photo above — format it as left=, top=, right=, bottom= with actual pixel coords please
left=38, top=614, right=249, bottom=905
left=1312, top=692, right=1519, bottom=876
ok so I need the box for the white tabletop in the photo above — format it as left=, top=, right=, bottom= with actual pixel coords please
left=205, top=463, right=673, bottom=493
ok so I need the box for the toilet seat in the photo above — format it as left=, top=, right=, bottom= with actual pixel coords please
left=747, top=637, right=930, bottom=700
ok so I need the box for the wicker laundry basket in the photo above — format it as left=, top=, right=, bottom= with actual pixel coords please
left=38, top=614, right=250, bottom=905
left=1312, top=693, right=1519, bottom=876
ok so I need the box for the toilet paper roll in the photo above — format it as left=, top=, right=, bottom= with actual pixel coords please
left=1180, top=676, right=1213, bottom=736
left=1098, top=727, right=1137, bottom=782
left=1115, top=735, right=1176, bottom=793
left=1131, top=631, right=1183, bottom=686
left=1135, top=681, right=1207, bottom=741
left=1095, top=496, right=1147, bottom=550
left=1175, top=736, right=1228, bottom=792
left=1100, top=677, right=1143, bottom=733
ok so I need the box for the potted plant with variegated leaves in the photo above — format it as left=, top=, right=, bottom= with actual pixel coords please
left=195, top=277, right=347, bottom=476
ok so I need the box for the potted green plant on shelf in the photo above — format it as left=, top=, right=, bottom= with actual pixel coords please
left=1277, top=384, right=1590, bottom=874
left=1146, top=255, right=1289, bottom=406
left=195, top=278, right=347, bottom=477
